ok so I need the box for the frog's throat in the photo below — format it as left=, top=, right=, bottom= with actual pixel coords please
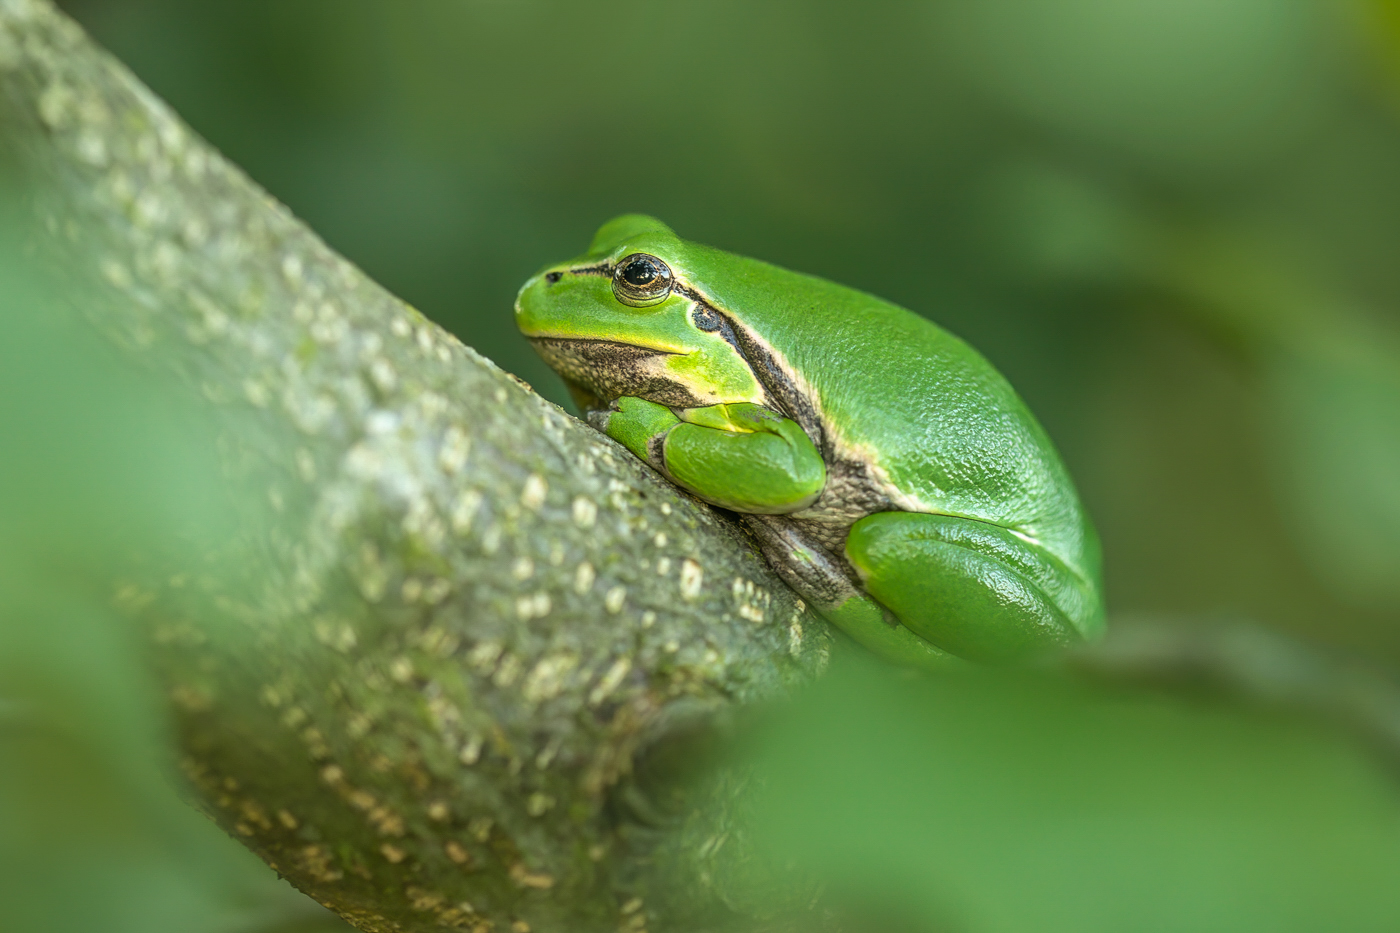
left=527, top=336, right=711, bottom=409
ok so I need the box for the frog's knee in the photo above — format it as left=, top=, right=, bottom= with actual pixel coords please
left=845, top=511, right=1089, bottom=663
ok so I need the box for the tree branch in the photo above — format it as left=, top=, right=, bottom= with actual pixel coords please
left=0, top=3, right=826, bottom=931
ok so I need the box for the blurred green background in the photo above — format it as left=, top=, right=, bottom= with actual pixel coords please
left=4, top=0, right=1400, bottom=930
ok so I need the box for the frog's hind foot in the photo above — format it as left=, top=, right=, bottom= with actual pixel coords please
left=742, top=514, right=859, bottom=609
left=743, top=515, right=959, bottom=671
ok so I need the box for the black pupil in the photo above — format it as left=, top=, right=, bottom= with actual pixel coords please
left=623, top=259, right=658, bottom=287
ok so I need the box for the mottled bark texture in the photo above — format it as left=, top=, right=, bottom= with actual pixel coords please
left=0, top=2, right=829, bottom=931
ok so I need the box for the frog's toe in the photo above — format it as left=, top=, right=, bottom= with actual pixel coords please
left=845, top=511, right=1089, bottom=663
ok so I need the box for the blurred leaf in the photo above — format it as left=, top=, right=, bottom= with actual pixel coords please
left=1264, top=346, right=1400, bottom=611
left=1148, top=227, right=1400, bottom=611
left=0, top=220, right=351, bottom=933
left=745, top=661, right=1400, bottom=933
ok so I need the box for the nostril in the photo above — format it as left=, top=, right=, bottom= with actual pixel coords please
left=544, top=271, right=562, bottom=284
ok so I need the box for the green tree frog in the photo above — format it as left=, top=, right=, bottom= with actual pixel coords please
left=516, top=215, right=1103, bottom=668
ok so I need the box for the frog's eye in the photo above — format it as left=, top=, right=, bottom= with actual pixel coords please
left=612, top=253, right=674, bottom=308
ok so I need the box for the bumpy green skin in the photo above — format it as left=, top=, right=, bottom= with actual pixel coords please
left=516, top=215, right=1104, bottom=667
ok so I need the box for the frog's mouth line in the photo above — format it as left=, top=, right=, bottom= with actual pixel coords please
left=526, top=335, right=707, bottom=409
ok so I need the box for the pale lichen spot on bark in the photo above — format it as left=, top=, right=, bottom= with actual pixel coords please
left=295, top=446, right=317, bottom=482
left=313, top=618, right=357, bottom=652
left=509, top=863, right=555, bottom=890
left=371, top=807, right=405, bottom=837
left=451, top=489, right=482, bottom=534
left=422, top=577, right=452, bottom=605
left=389, top=656, right=414, bottom=684
left=525, top=792, right=555, bottom=816
left=510, top=556, right=534, bottom=581
left=381, top=843, right=407, bottom=864
left=653, top=532, right=668, bottom=548
left=604, top=585, right=626, bottom=614
left=280, top=252, right=304, bottom=285
left=368, top=357, right=397, bottom=392
left=406, top=886, right=446, bottom=913
left=679, top=559, right=703, bottom=600
left=37, top=78, right=73, bottom=129
left=301, top=726, right=329, bottom=760
left=439, top=425, right=471, bottom=473
left=418, top=390, right=448, bottom=421
left=788, top=616, right=805, bottom=656
left=75, top=128, right=105, bottom=166
left=100, top=256, right=131, bottom=290
left=468, top=641, right=502, bottom=672
left=573, top=561, right=595, bottom=594
left=641, top=611, right=656, bottom=627
left=515, top=592, right=551, bottom=621
left=240, top=377, right=270, bottom=408
left=346, top=712, right=372, bottom=739
left=571, top=495, right=597, bottom=528
left=459, top=735, right=483, bottom=765
left=299, top=844, right=344, bottom=883
left=588, top=656, right=631, bottom=707
left=523, top=652, right=577, bottom=703
left=494, top=654, right=523, bottom=688
left=655, top=557, right=671, bottom=577
left=521, top=473, right=547, bottom=511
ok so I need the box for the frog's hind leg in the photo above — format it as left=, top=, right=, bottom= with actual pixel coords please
left=845, top=511, right=1092, bottom=663
left=744, top=515, right=960, bottom=671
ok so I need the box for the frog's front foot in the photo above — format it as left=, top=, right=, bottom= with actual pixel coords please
left=599, top=397, right=826, bottom=515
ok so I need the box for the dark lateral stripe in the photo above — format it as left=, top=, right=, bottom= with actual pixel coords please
left=673, top=283, right=827, bottom=456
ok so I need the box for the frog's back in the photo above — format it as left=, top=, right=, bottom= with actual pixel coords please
left=683, top=244, right=1097, bottom=585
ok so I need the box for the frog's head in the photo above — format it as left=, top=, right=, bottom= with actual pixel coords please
left=515, top=215, right=767, bottom=411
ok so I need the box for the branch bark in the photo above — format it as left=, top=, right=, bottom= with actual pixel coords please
left=0, top=3, right=827, bottom=931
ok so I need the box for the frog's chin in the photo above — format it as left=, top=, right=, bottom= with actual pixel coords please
left=526, top=336, right=709, bottom=409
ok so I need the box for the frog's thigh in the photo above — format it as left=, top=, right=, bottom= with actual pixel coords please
left=845, top=512, right=1079, bottom=662
left=664, top=423, right=824, bottom=514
